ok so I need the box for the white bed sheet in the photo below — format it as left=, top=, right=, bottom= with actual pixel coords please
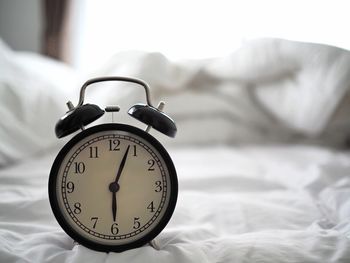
left=1, top=144, right=349, bottom=262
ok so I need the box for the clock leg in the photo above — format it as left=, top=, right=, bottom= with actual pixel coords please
left=73, top=240, right=80, bottom=247
left=149, top=239, right=160, bottom=250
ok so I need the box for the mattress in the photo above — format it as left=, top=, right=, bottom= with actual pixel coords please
left=1, top=144, right=349, bottom=262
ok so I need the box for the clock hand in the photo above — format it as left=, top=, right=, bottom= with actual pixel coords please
left=112, top=191, right=117, bottom=222
left=114, top=145, right=130, bottom=183
left=109, top=181, right=120, bottom=222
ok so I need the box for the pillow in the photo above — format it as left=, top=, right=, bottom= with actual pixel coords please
left=0, top=39, right=80, bottom=166
left=208, top=38, right=350, bottom=146
left=89, top=38, right=350, bottom=147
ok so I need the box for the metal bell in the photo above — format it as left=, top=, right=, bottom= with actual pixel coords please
left=128, top=103, right=177, bottom=138
left=55, top=104, right=105, bottom=138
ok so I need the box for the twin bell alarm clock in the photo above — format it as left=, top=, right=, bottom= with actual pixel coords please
left=48, top=76, right=178, bottom=252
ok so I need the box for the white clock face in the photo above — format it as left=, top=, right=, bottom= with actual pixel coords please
left=50, top=125, right=177, bottom=249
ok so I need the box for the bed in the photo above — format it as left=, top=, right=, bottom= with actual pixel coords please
left=1, top=38, right=350, bottom=262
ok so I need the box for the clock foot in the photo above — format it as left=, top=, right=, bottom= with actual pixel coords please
left=149, top=239, right=160, bottom=250
left=72, top=240, right=80, bottom=247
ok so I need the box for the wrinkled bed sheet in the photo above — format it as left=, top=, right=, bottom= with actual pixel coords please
left=0, top=144, right=349, bottom=262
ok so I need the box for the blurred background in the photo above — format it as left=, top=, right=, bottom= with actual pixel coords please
left=1, top=0, right=350, bottom=164
left=1, top=0, right=350, bottom=74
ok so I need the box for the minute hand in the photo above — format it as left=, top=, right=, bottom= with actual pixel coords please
left=115, top=145, right=130, bottom=183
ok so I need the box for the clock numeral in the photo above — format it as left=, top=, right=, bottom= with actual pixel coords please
left=111, top=223, right=119, bottom=235
left=74, top=162, right=85, bottom=174
left=148, top=159, right=155, bottom=171
left=147, top=201, right=155, bottom=213
left=89, top=146, right=98, bottom=158
left=133, top=217, right=141, bottom=229
left=73, top=202, right=81, bottom=214
left=91, top=217, right=98, bottom=229
left=155, top=180, right=162, bottom=192
left=66, top=181, right=75, bottom=193
left=109, top=139, right=121, bottom=151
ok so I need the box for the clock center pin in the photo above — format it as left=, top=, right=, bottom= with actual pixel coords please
left=109, top=182, right=120, bottom=193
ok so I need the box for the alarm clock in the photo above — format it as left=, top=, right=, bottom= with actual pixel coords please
left=49, top=76, right=178, bottom=252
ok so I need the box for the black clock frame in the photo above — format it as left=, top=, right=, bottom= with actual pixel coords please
left=49, top=123, right=178, bottom=252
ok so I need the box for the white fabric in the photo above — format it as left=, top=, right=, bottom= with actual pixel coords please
left=1, top=38, right=350, bottom=168
left=90, top=38, right=350, bottom=146
left=1, top=37, right=350, bottom=262
left=209, top=39, right=350, bottom=134
left=0, top=39, right=80, bottom=167
left=0, top=145, right=349, bottom=262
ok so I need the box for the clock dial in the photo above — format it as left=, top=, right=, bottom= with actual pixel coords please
left=49, top=124, right=177, bottom=252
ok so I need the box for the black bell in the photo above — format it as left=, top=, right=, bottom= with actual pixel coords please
left=55, top=104, right=105, bottom=138
left=128, top=103, right=177, bottom=138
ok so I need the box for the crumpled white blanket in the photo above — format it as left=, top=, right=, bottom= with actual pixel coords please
left=1, top=38, right=350, bottom=263
left=0, top=145, right=349, bottom=262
